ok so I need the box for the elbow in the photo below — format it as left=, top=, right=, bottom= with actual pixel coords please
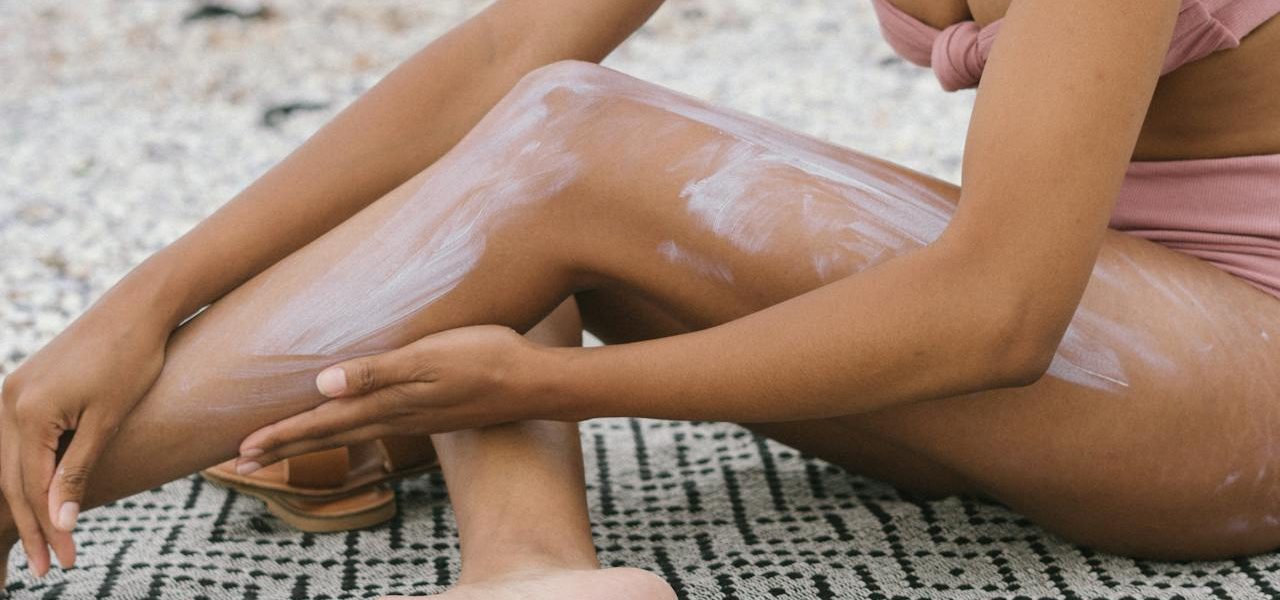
left=930, top=228, right=1088, bottom=390
left=934, top=235, right=1071, bottom=389
left=979, top=295, right=1066, bottom=389
left=996, top=335, right=1057, bottom=388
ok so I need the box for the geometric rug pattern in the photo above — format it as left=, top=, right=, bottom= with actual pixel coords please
left=6, top=419, right=1280, bottom=599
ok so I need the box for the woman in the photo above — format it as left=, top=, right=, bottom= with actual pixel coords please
left=4, top=0, right=1280, bottom=597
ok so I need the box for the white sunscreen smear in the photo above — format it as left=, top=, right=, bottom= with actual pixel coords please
left=657, top=240, right=735, bottom=284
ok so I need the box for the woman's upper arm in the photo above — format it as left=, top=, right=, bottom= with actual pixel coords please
left=941, top=0, right=1180, bottom=346
left=494, top=0, right=668, bottom=63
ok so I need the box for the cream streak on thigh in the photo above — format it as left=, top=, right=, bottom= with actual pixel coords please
left=656, top=240, right=735, bottom=284
left=675, top=140, right=941, bottom=283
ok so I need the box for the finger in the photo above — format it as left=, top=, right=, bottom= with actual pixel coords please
left=48, top=414, right=114, bottom=534
left=19, top=420, right=77, bottom=570
left=45, top=521, right=76, bottom=571
left=316, top=345, right=425, bottom=398
left=243, top=423, right=393, bottom=472
left=237, top=397, right=383, bottom=470
left=2, top=428, right=49, bottom=577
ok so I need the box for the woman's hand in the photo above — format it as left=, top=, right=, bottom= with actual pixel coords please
left=235, top=325, right=550, bottom=473
left=1, top=309, right=169, bottom=576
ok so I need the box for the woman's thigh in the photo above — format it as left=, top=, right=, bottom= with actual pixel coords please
left=866, top=235, right=1280, bottom=560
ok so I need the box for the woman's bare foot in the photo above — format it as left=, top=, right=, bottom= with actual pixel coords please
left=384, top=566, right=676, bottom=600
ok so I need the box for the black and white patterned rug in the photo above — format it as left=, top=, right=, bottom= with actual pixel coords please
left=5, top=418, right=1279, bottom=599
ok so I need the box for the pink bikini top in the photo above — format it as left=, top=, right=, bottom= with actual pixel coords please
left=871, top=0, right=1280, bottom=91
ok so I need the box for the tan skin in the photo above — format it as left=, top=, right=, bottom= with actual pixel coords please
left=3, top=0, right=1279, bottom=597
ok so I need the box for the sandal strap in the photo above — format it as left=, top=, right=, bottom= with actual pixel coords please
left=284, top=446, right=351, bottom=489
left=377, top=435, right=438, bottom=473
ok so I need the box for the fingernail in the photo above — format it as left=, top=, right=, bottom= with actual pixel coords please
left=316, top=367, right=347, bottom=397
left=236, top=461, right=262, bottom=476
left=57, top=502, right=79, bottom=531
left=240, top=447, right=264, bottom=459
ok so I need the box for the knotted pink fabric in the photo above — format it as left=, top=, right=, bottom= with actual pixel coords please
left=929, top=20, right=996, bottom=92
left=870, top=0, right=1280, bottom=91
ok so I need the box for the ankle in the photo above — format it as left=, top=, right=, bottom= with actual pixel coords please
left=457, top=541, right=599, bottom=585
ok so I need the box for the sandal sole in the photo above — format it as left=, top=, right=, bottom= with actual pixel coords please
left=203, top=474, right=398, bottom=533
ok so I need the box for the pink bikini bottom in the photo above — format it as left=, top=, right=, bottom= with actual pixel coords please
left=1111, top=153, right=1280, bottom=298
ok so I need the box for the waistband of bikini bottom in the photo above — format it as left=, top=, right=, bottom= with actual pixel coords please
left=1111, top=153, right=1280, bottom=237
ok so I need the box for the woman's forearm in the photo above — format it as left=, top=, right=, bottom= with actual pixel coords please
left=111, top=0, right=665, bottom=329
left=543, top=240, right=1045, bottom=424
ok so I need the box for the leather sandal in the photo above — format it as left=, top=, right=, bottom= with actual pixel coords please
left=201, top=435, right=439, bottom=533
